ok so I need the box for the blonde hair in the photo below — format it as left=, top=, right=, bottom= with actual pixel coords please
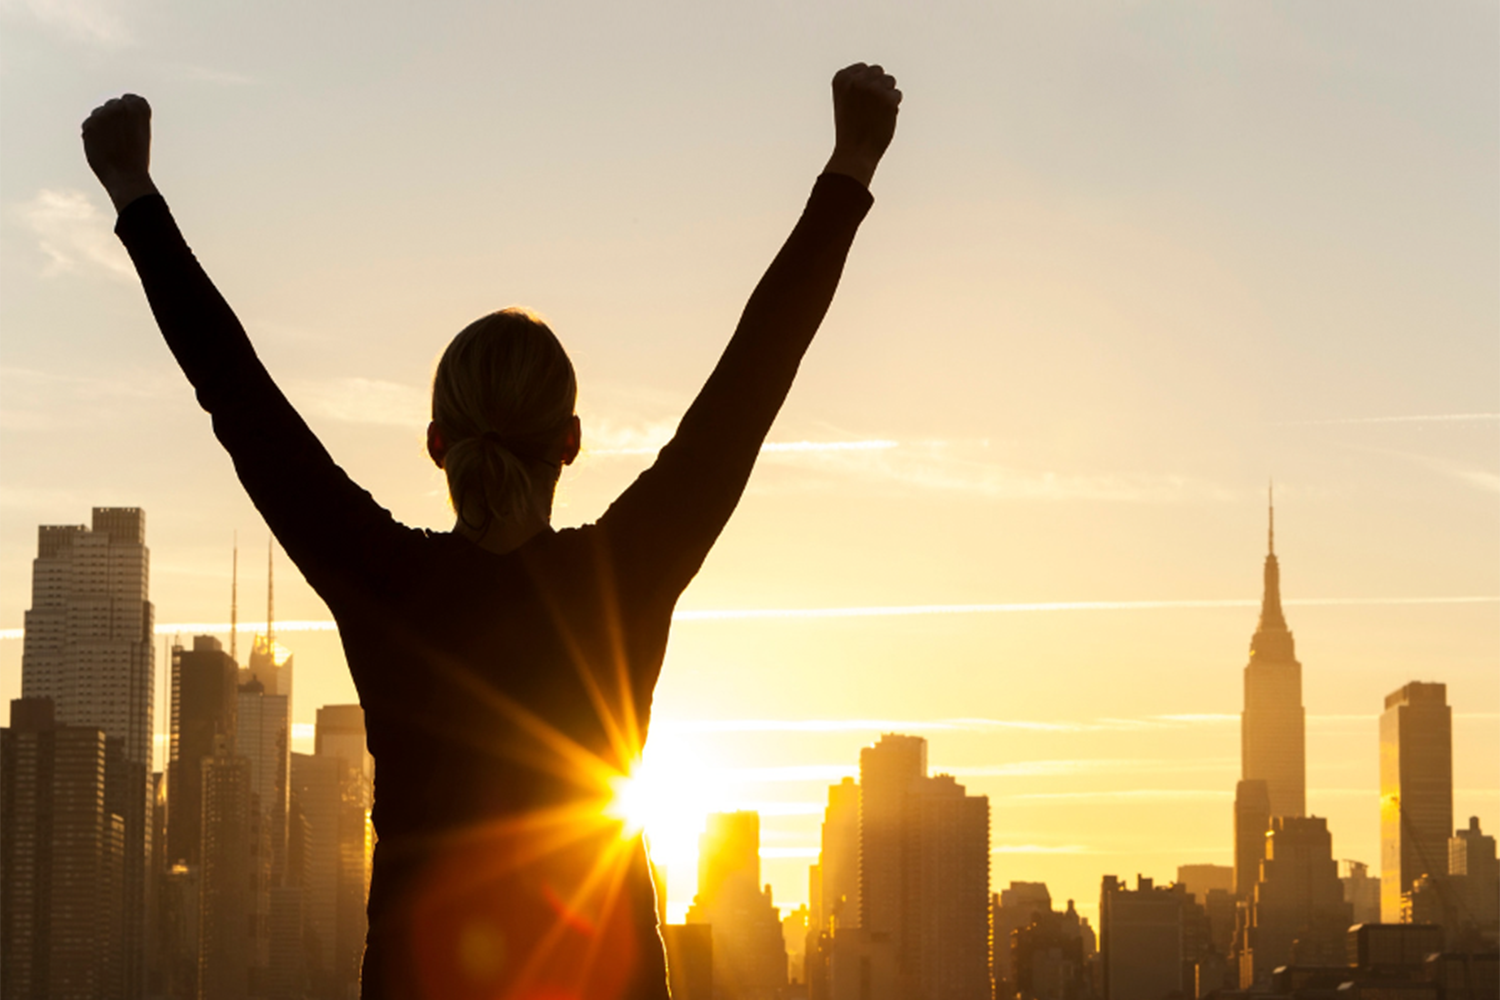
left=431, top=309, right=577, bottom=530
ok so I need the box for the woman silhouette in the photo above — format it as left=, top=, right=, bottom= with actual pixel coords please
left=84, top=64, right=900, bottom=1000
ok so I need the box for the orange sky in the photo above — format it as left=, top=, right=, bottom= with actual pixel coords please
left=3, top=0, right=1497, bottom=924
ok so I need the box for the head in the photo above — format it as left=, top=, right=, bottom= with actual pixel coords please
left=428, top=308, right=580, bottom=532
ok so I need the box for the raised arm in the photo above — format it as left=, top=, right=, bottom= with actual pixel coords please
left=82, top=96, right=409, bottom=598
left=598, top=64, right=901, bottom=597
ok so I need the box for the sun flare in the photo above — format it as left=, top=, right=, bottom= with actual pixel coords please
left=604, top=733, right=722, bottom=876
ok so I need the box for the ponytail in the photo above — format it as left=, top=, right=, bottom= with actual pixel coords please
left=431, top=309, right=577, bottom=531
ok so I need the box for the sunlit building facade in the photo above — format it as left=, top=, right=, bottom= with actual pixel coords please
left=20, top=507, right=155, bottom=998
left=291, top=708, right=373, bottom=1000
left=858, top=734, right=990, bottom=1000
left=687, top=811, right=789, bottom=1000
left=1379, top=681, right=1452, bottom=922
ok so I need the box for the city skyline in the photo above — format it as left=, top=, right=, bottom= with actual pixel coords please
left=3, top=0, right=1497, bottom=948
left=2, top=505, right=1498, bottom=928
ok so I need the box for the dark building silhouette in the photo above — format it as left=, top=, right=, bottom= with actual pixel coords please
left=1177, top=865, right=1236, bottom=957
left=1341, top=860, right=1383, bottom=926
left=1, top=698, right=127, bottom=999
left=1380, top=682, right=1453, bottom=922
left=663, top=923, right=714, bottom=1000
left=236, top=672, right=288, bottom=993
left=1010, top=897, right=1096, bottom=1000
left=1236, top=815, right=1352, bottom=986
left=1447, top=817, right=1499, bottom=945
left=291, top=714, right=373, bottom=1000
left=316, top=705, right=372, bottom=996
left=168, top=636, right=238, bottom=869
left=198, top=735, right=251, bottom=1000
left=1099, top=875, right=1200, bottom=1000
left=994, top=882, right=1055, bottom=997
left=686, top=811, right=788, bottom=1000
left=21, top=508, right=155, bottom=996
left=1241, top=497, right=1306, bottom=821
left=1234, top=779, right=1272, bottom=898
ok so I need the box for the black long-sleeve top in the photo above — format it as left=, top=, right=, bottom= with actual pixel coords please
left=116, top=173, right=872, bottom=1000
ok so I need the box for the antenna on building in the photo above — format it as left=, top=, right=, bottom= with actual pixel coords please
left=230, top=533, right=238, bottom=663
left=1268, top=479, right=1275, bottom=556
left=267, top=535, right=275, bottom=649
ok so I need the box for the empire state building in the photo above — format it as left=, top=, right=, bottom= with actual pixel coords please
left=1241, top=493, right=1306, bottom=819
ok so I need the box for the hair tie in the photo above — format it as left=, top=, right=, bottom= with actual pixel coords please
left=480, top=431, right=511, bottom=449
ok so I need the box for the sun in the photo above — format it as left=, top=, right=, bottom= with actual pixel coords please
left=603, top=732, right=722, bottom=873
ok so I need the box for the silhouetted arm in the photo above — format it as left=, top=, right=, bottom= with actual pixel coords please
left=596, top=174, right=872, bottom=594
left=113, top=197, right=409, bottom=596
left=597, top=65, right=901, bottom=606
left=84, top=95, right=409, bottom=598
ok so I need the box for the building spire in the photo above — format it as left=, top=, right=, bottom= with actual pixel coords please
left=1250, top=488, right=1294, bottom=660
left=230, top=533, right=239, bottom=663
left=1268, top=480, right=1275, bottom=556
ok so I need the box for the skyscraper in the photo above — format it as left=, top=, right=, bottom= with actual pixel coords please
left=199, top=736, right=252, bottom=1000
left=20, top=508, right=155, bottom=997
left=315, top=705, right=372, bottom=996
left=817, top=776, right=861, bottom=933
left=859, top=733, right=926, bottom=944
left=291, top=707, right=375, bottom=1000
left=1099, top=876, right=1190, bottom=1000
left=1448, top=817, right=1499, bottom=941
left=167, top=636, right=239, bottom=870
left=1380, top=681, right=1453, bottom=922
left=1233, top=779, right=1271, bottom=898
left=237, top=676, right=289, bottom=991
left=686, top=811, right=789, bottom=1000
left=1236, top=816, right=1351, bottom=986
left=1, top=698, right=127, bottom=998
left=1240, top=495, right=1306, bottom=820
left=857, top=734, right=990, bottom=1000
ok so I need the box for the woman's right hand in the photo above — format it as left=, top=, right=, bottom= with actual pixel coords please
left=82, top=93, right=159, bottom=213
left=824, top=63, right=902, bottom=188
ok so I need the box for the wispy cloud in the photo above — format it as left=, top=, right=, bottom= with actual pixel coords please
left=759, top=847, right=819, bottom=859
left=0, top=484, right=92, bottom=515
left=14, top=189, right=133, bottom=279
left=992, top=844, right=1093, bottom=854
left=289, top=378, right=429, bottom=428
left=1270, top=414, right=1500, bottom=427
left=2, top=596, right=1492, bottom=641
left=943, top=757, right=1237, bottom=778
left=168, top=65, right=257, bottom=86
left=770, top=442, right=1236, bottom=503
left=671, top=595, right=1498, bottom=622
left=1000, top=789, right=1233, bottom=804
left=0, top=0, right=130, bottom=45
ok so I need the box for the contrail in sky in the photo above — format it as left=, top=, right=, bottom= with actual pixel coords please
left=590, top=439, right=899, bottom=457
left=0, top=595, right=1493, bottom=641
left=1269, top=413, right=1500, bottom=426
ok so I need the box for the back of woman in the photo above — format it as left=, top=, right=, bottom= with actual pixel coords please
left=84, top=63, right=901, bottom=999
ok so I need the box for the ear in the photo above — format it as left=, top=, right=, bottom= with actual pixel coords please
left=561, top=414, right=581, bottom=467
left=426, top=421, right=447, bottom=469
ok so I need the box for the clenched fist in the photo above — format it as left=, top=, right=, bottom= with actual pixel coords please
left=82, top=93, right=158, bottom=213
left=825, top=63, right=902, bottom=188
